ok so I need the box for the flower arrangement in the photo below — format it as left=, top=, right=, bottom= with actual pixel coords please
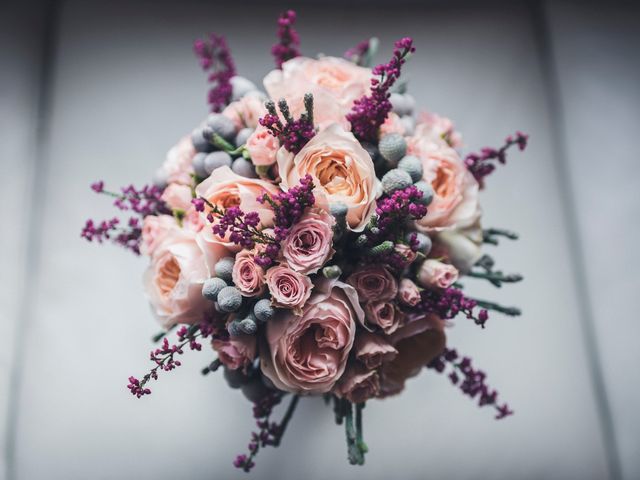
left=82, top=9, right=528, bottom=472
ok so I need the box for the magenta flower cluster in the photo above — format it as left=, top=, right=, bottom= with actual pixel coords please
left=347, top=37, right=415, bottom=142
left=465, top=131, right=529, bottom=188
left=271, top=10, right=301, bottom=69
left=428, top=348, right=513, bottom=420
left=344, top=39, right=372, bottom=66
left=259, top=95, right=315, bottom=153
left=374, top=185, right=428, bottom=240
left=419, top=287, right=489, bottom=328
left=194, top=33, right=236, bottom=112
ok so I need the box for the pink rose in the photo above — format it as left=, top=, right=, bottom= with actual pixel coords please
left=263, top=56, right=371, bottom=130
left=183, top=205, right=206, bottom=233
left=379, top=112, right=406, bottom=137
left=281, top=208, right=335, bottom=274
left=334, top=364, right=380, bottom=404
left=364, top=301, right=404, bottom=335
left=417, top=259, right=459, bottom=289
left=260, top=278, right=362, bottom=394
left=222, top=93, right=266, bottom=130
left=232, top=250, right=266, bottom=297
left=415, top=111, right=463, bottom=148
left=394, top=243, right=418, bottom=265
left=354, top=332, right=398, bottom=369
left=277, top=124, right=379, bottom=231
left=143, top=229, right=210, bottom=329
left=347, top=264, right=398, bottom=302
left=140, top=214, right=176, bottom=257
left=265, top=264, right=313, bottom=314
left=160, top=135, right=195, bottom=185
left=379, top=314, right=446, bottom=397
left=407, top=142, right=481, bottom=232
left=246, top=125, right=279, bottom=166
left=212, top=335, right=256, bottom=371
left=161, top=183, right=192, bottom=211
left=397, top=279, right=421, bottom=307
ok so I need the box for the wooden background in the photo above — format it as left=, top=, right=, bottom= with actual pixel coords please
left=1, top=1, right=639, bottom=479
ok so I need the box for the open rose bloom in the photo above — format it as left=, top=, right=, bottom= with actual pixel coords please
left=82, top=9, right=527, bottom=472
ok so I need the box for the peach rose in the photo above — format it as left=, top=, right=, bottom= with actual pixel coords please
left=263, top=56, right=371, bottom=130
left=246, top=125, right=279, bottom=166
left=407, top=142, right=481, bottom=232
left=277, top=124, right=379, bottom=231
left=347, top=264, right=397, bottom=302
left=265, top=264, right=313, bottom=314
left=161, top=183, right=192, bottom=211
left=417, top=259, right=459, bottom=289
left=212, top=335, right=256, bottom=372
left=281, top=208, right=335, bottom=274
left=143, top=229, right=210, bottom=329
left=222, top=93, right=266, bottom=130
left=260, top=278, right=362, bottom=394
left=354, top=332, right=398, bottom=369
left=334, top=364, right=380, bottom=404
left=397, top=278, right=421, bottom=307
left=378, top=314, right=446, bottom=397
left=415, top=111, right=463, bottom=149
left=160, top=135, right=195, bottom=185
left=364, top=301, right=404, bottom=335
left=232, top=249, right=266, bottom=297
left=379, top=112, right=406, bottom=137
left=140, top=214, right=176, bottom=257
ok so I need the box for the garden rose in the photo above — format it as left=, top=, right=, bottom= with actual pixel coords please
left=245, top=125, right=279, bottom=166
left=212, top=335, right=256, bottom=371
left=417, top=259, right=459, bottom=289
left=407, top=141, right=481, bottom=232
left=354, top=332, right=398, bottom=369
left=232, top=250, right=266, bottom=297
left=277, top=124, right=379, bottom=231
left=379, top=112, right=406, bottom=137
left=415, top=111, right=463, bottom=148
left=140, top=214, right=176, bottom=257
left=334, top=365, right=380, bottom=404
left=222, top=92, right=266, bottom=130
left=397, top=278, right=421, bottom=307
left=260, top=278, right=362, bottom=394
left=433, top=222, right=483, bottom=273
left=160, top=135, right=195, bottom=185
left=346, top=264, right=397, bottom=302
left=364, top=301, right=404, bottom=335
left=281, top=208, right=335, bottom=274
left=265, top=264, right=313, bottom=314
left=143, top=229, right=210, bottom=329
left=161, top=183, right=192, bottom=211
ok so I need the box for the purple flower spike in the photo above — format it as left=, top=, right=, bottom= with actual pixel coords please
left=194, top=33, right=236, bottom=112
left=271, top=10, right=301, bottom=69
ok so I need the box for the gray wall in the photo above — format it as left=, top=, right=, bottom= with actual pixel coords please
left=1, top=1, right=639, bottom=479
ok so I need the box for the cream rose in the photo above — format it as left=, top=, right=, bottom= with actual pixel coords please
left=417, top=259, right=459, bottom=289
left=159, top=135, right=196, bottom=186
left=140, top=214, right=177, bottom=257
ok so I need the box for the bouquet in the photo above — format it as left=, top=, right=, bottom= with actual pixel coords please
left=82, top=10, right=528, bottom=472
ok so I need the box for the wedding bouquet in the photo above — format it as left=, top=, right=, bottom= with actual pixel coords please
left=82, top=10, right=527, bottom=472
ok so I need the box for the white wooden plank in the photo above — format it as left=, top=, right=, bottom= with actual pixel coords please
left=13, top=1, right=609, bottom=479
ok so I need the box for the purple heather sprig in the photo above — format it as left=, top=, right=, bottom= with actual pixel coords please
left=194, top=33, right=236, bottom=112
left=344, top=39, right=373, bottom=66
left=271, top=10, right=301, bottom=69
left=347, top=37, right=415, bottom=142
left=428, top=348, right=513, bottom=420
left=259, top=95, right=315, bottom=153
left=417, top=287, right=489, bottom=328
left=464, top=132, right=529, bottom=189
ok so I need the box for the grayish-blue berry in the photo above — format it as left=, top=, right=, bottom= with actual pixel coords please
left=239, top=317, right=257, bottom=335
left=330, top=202, right=348, bottom=219
left=381, top=168, right=413, bottom=195
left=202, top=277, right=227, bottom=301
left=191, top=128, right=213, bottom=153
left=192, top=152, right=208, bottom=178
left=235, top=127, right=254, bottom=147
left=253, top=299, right=275, bottom=322
left=230, top=75, right=257, bottom=101
left=378, top=133, right=407, bottom=165
left=390, top=92, right=411, bottom=116
left=218, top=286, right=242, bottom=312
left=413, top=180, right=434, bottom=206
left=356, top=234, right=369, bottom=247
left=398, top=155, right=423, bottom=182
left=214, top=257, right=235, bottom=282
left=231, top=157, right=257, bottom=178
left=204, top=151, right=232, bottom=174
left=227, top=319, right=243, bottom=337
left=206, top=113, right=237, bottom=141
left=322, top=265, right=342, bottom=279
left=400, top=115, right=415, bottom=135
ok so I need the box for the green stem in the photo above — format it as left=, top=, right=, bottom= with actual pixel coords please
left=344, top=401, right=365, bottom=465
left=467, top=271, right=523, bottom=284
left=472, top=299, right=522, bottom=316
left=484, top=228, right=519, bottom=240
left=273, top=394, right=299, bottom=447
left=355, top=403, right=368, bottom=456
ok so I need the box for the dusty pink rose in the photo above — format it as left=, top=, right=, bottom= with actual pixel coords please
left=407, top=141, right=481, bottom=232
left=397, top=278, right=421, bottom=307
left=277, top=124, right=379, bottom=231
left=245, top=125, right=279, bottom=166
left=417, top=259, right=459, bottom=289
left=160, top=135, right=196, bottom=185
left=379, top=112, right=406, bottom=136
left=379, top=314, right=446, bottom=397
left=415, top=111, right=463, bottom=148
left=263, top=56, right=370, bottom=130
left=395, top=243, right=418, bottom=265
left=334, top=364, right=380, bottom=404
left=260, top=278, right=362, bottom=394
left=143, top=229, right=210, bottom=329
left=266, top=264, right=313, bottom=314
left=222, top=93, right=266, bottom=129
left=140, top=214, right=176, bottom=257
left=161, top=183, right=192, bottom=211
left=346, top=264, right=398, bottom=302
left=281, top=208, right=335, bottom=274
left=354, top=332, right=398, bottom=369
left=212, top=335, right=256, bottom=371
left=364, top=301, right=404, bottom=335
left=232, top=250, right=266, bottom=297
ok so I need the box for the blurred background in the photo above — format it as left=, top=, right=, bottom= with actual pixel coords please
left=1, top=0, right=639, bottom=479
